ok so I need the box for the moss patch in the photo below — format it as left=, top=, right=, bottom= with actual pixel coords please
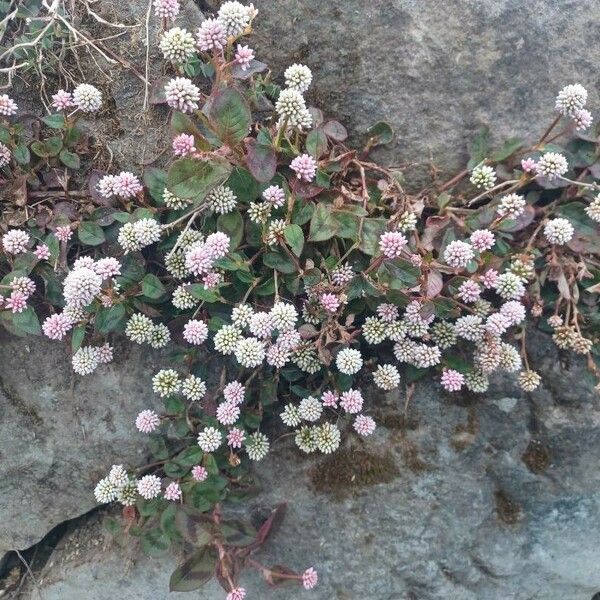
left=311, top=446, right=399, bottom=496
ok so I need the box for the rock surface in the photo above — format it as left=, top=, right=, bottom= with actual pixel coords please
left=15, top=331, right=600, bottom=599
left=0, top=333, right=165, bottom=552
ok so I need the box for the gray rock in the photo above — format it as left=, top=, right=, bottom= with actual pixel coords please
left=17, top=331, right=600, bottom=599
left=0, top=333, right=165, bottom=552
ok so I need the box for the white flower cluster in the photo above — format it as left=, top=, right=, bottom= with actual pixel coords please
left=125, top=313, right=171, bottom=348
left=94, top=464, right=139, bottom=505
left=555, top=83, right=593, bottom=131
left=72, top=343, right=113, bottom=375
left=118, top=218, right=162, bottom=253
left=275, top=64, right=313, bottom=131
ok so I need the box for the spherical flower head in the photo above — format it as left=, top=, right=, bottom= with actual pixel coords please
left=226, top=588, right=247, bottom=600
left=164, top=481, right=182, bottom=501
left=207, top=185, right=237, bottom=214
left=458, top=280, right=481, bottom=303
left=339, top=388, right=364, bottom=414
left=499, top=343, right=522, bottom=372
left=266, top=218, right=287, bottom=245
left=245, top=432, right=270, bottom=461
left=191, top=465, right=208, bottom=481
left=96, top=343, right=113, bottom=364
left=537, top=152, right=568, bottom=180
left=172, top=133, right=196, bottom=156
left=0, top=94, right=17, bottom=116
left=555, top=83, right=587, bottom=115
left=125, top=313, right=153, bottom=344
left=497, top=193, right=526, bottom=219
left=216, top=401, right=241, bottom=426
left=42, top=313, right=71, bottom=340
left=94, top=478, right=117, bottom=503
left=280, top=403, right=302, bottom=427
left=197, top=426, right=222, bottom=452
left=377, top=303, right=399, bottom=323
left=235, top=44, right=255, bottom=70
left=585, top=196, right=600, bottom=223
left=277, top=329, right=302, bottom=352
left=72, top=347, right=100, bottom=376
left=302, top=568, right=318, bottom=590
left=470, top=164, right=496, bottom=190
left=153, top=0, right=179, bottom=19
left=320, top=293, right=340, bottom=313
left=97, top=174, right=118, bottom=199
left=379, top=231, right=408, bottom=259
left=51, top=89, right=73, bottom=111
left=276, top=88, right=308, bottom=124
left=152, top=369, right=181, bottom=397
left=521, top=157, right=537, bottom=173
left=454, top=315, right=485, bottom=342
left=465, top=370, right=489, bottom=393
left=362, top=316, right=386, bottom=344
left=263, top=185, right=286, bottom=208
left=55, top=226, right=73, bottom=243
left=266, top=344, right=291, bottom=367
left=519, top=370, right=541, bottom=392
left=63, top=267, right=102, bottom=308
left=314, top=422, right=340, bottom=454
left=0, top=141, right=10, bottom=167
left=572, top=108, right=593, bottom=131
left=184, top=243, right=214, bottom=276
left=34, top=244, right=51, bottom=260
left=205, top=231, right=230, bottom=259
left=223, top=381, right=245, bottom=405
left=231, top=304, right=254, bottom=328
left=481, top=269, right=499, bottom=289
left=544, top=218, right=574, bottom=245
left=180, top=375, right=206, bottom=402
left=269, top=302, right=297, bottom=332
left=11, top=276, right=35, bottom=298
left=443, top=240, right=474, bottom=270
left=234, top=337, right=265, bottom=368
left=284, top=63, right=312, bottom=93
left=148, top=323, right=171, bottom=349
left=332, top=263, right=354, bottom=285
left=295, top=426, right=317, bottom=453
left=107, top=464, right=129, bottom=489
left=214, top=325, right=243, bottom=354
left=2, top=229, right=30, bottom=254
left=495, top=272, right=526, bottom=300
left=373, top=364, right=400, bottom=390
left=196, top=18, right=227, bottom=53
left=225, top=426, right=244, bottom=449
left=73, top=256, right=96, bottom=270
left=441, top=369, right=465, bottom=392
left=137, top=475, right=162, bottom=499
left=290, top=153, right=317, bottom=182
left=136, top=409, right=160, bottom=433
left=431, top=321, right=457, bottom=349
left=470, top=229, right=495, bottom=252
left=354, top=415, right=376, bottom=436
left=183, top=319, right=209, bottom=345
left=72, top=83, right=102, bottom=113
left=500, top=301, right=526, bottom=326
left=114, top=172, right=143, bottom=199
left=485, top=312, right=509, bottom=337
left=320, top=390, right=338, bottom=408
left=160, top=27, right=196, bottom=63
left=411, top=343, right=441, bottom=368
left=217, top=1, right=251, bottom=36
left=298, top=396, right=323, bottom=422
left=165, top=77, right=200, bottom=113
left=336, top=347, right=363, bottom=375
left=94, top=257, right=121, bottom=279
left=5, top=291, right=27, bottom=313
left=249, top=311, right=274, bottom=339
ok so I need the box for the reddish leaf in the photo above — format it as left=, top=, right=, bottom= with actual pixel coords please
left=323, top=120, right=348, bottom=141
left=256, top=504, right=287, bottom=545
left=425, top=269, right=443, bottom=299
left=245, top=139, right=277, bottom=183
left=264, top=564, right=299, bottom=587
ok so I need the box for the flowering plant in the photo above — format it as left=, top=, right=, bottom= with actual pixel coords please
left=1, top=1, right=600, bottom=596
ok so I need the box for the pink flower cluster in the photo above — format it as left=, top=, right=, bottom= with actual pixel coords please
left=185, top=232, right=230, bottom=277
left=290, top=154, right=317, bottom=182
left=320, top=293, right=340, bottom=313
left=51, top=90, right=74, bottom=111
left=379, top=231, right=407, bottom=258
left=235, top=44, right=255, bottom=70
left=98, top=172, right=143, bottom=199
left=136, top=409, right=160, bottom=433
left=440, top=369, right=464, bottom=392
left=183, top=319, right=209, bottom=344
left=172, top=133, right=196, bottom=157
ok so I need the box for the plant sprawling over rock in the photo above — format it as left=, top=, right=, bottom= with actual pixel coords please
left=1, top=1, right=600, bottom=596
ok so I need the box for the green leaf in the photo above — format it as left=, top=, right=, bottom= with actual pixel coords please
left=175, top=509, right=212, bottom=545
left=78, top=222, right=105, bottom=246
left=467, top=126, right=490, bottom=170
left=306, top=128, right=328, bottom=159
left=283, top=224, right=304, bottom=256
left=263, top=250, right=296, bottom=274
left=227, top=166, right=259, bottom=202
left=143, top=167, right=167, bottom=204
left=11, top=307, right=41, bottom=336
left=41, top=113, right=66, bottom=129
left=141, top=529, right=171, bottom=557
left=141, top=273, right=166, bottom=299
left=491, top=137, right=525, bottom=162
left=71, top=325, right=86, bottom=352
left=166, top=158, right=232, bottom=200
left=44, top=136, right=63, bottom=157
left=366, top=121, right=394, bottom=146
left=13, top=144, right=30, bottom=165
left=216, top=210, right=244, bottom=248
left=59, top=149, right=80, bottom=169
left=95, top=304, right=126, bottom=334
left=308, top=203, right=337, bottom=242
left=187, top=284, right=220, bottom=303
left=359, top=218, right=387, bottom=255
left=169, top=547, right=216, bottom=592
left=207, top=87, right=251, bottom=146
left=170, top=112, right=211, bottom=151
left=220, top=519, right=258, bottom=547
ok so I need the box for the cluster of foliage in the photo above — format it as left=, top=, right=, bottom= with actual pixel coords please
left=1, top=1, right=600, bottom=597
